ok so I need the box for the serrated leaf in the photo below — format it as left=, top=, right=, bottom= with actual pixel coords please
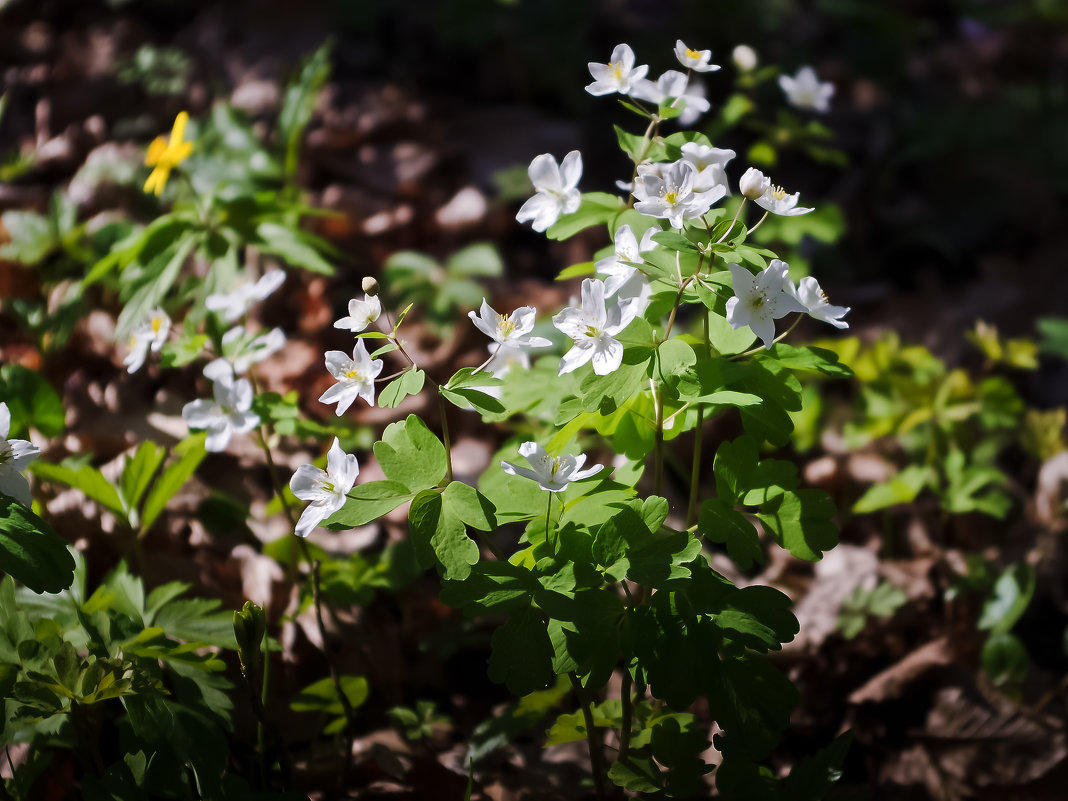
left=409, top=489, right=479, bottom=580
left=698, top=498, right=763, bottom=570
left=374, top=415, right=447, bottom=493
left=488, top=604, right=553, bottom=695
left=756, top=489, right=838, bottom=562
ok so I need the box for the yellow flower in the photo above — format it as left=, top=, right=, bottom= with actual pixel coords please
left=143, top=111, right=194, bottom=196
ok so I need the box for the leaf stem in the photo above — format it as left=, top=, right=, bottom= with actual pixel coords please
left=686, top=311, right=711, bottom=528
left=297, top=538, right=358, bottom=787
left=568, top=672, right=608, bottom=801
left=436, top=385, right=454, bottom=484
left=619, top=666, right=634, bottom=762
left=734, top=314, right=802, bottom=359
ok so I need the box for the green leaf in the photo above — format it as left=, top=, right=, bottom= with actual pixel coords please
left=446, top=242, right=503, bottom=277
left=487, top=604, right=553, bottom=695
left=290, top=674, right=369, bottom=716
left=0, top=495, right=75, bottom=593
left=119, top=442, right=166, bottom=524
left=761, top=344, right=853, bottom=378
left=756, top=490, right=839, bottom=562
left=278, top=41, right=331, bottom=179
left=978, top=563, right=1034, bottom=635
left=374, top=415, right=448, bottom=493
left=255, top=222, right=334, bottom=275
left=852, top=465, right=933, bottom=513
left=31, top=461, right=126, bottom=520
left=698, top=498, right=763, bottom=570
left=0, top=364, right=65, bottom=438
left=981, top=631, right=1030, bottom=686
left=140, top=436, right=207, bottom=536
left=115, top=229, right=198, bottom=339
left=780, top=731, right=853, bottom=801
left=325, top=480, right=414, bottom=529
left=442, top=387, right=506, bottom=416
left=378, top=368, right=426, bottom=409
left=546, top=193, right=624, bottom=241
left=408, top=489, right=479, bottom=580
left=443, top=482, right=497, bottom=531
left=707, top=309, right=757, bottom=355
left=556, top=261, right=595, bottom=280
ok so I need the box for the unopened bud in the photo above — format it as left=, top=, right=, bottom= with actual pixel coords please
left=739, top=167, right=769, bottom=200
left=233, top=600, right=266, bottom=678
left=732, top=45, right=758, bottom=72
left=361, top=276, right=380, bottom=297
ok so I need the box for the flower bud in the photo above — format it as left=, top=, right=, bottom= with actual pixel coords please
left=233, top=600, right=266, bottom=678
left=739, top=167, right=769, bottom=200
left=732, top=45, right=758, bottom=72
left=361, top=276, right=380, bottom=297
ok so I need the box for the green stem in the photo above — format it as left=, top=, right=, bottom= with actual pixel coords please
left=716, top=198, right=747, bottom=244
left=686, top=311, right=711, bottom=528
left=569, top=672, right=608, bottom=801
left=619, top=666, right=634, bottom=762
left=748, top=209, right=770, bottom=235
left=653, top=385, right=665, bottom=499
left=545, top=492, right=555, bottom=553
left=436, top=386, right=454, bottom=484
left=733, top=314, right=803, bottom=359
left=297, top=539, right=357, bottom=787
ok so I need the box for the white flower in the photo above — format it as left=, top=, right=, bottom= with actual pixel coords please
left=290, top=437, right=359, bottom=537
left=778, top=66, right=834, bottom=113
left=740, top=168, right=814, bottom=216
left=725, top=261, right=806, bottom=349
left=485, top=342, right=530, bottom=379
left=334, top=293, right=382, bottom=333
left=595, top=224, right=658, bottom=296
left=501, top=441, right=603, bottom=493
left=789, top=276, right=850, bottom=329
left=631, top=70, right=710, bottom=125
left=633, top=160, right=725, bottom=229
left=552, top=278, right=637, bottom=376
left=732, top=44, right=758, bottom=72
left=674, top=40, right=720, bottom=73
left=182, top=368, right=260, bottom=452
left=515, top=151, right=583, bottom=233
left=319, top=340, right=384, bottom=415
left=468, top=300, right=552, bottom=349
left=0, top=402, right=40, bottom=507
left=205, top=270, right=286, bottom=323
left=739, top=167, right=771, bottom=200
left=586, top=43, right=648, bottom=97
left=204, top=326, right=287, bottom=379
left=680, top=143, right=735, bottom=194
left=122, top=306, right=170, bottom=373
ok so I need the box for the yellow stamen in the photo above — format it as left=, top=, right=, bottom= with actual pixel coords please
left=769, top=185, right=788, bottom=201
left=664, top=191, right=678, bottom=205
left=345, top=369, right=363, bottom=381
left=686, top=48, right=702, bottom=60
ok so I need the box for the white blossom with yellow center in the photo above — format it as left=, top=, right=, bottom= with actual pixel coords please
left=586, top=43, right=648, bottom=97
left=633, top=160, right=725, bottom=229
left=469, top=299, right=552, bottom=350
left=552, top=278, right=637, bottom=376
left=516, top=151, right=583, bottom=233
left=334, top=292, right=382, bottom=333
left=289, top=437, right=360, bottom=537
left=725, top=261, right=806, bottom=349
left=123, top=307, right=170, bottom=373
left=319, top=340, right=384, bottom=415
left=501, top=441, right=604, bottom=493
left=674, top=40, right=720, bottom=73
left=739, top=167, right=814, bottom=216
